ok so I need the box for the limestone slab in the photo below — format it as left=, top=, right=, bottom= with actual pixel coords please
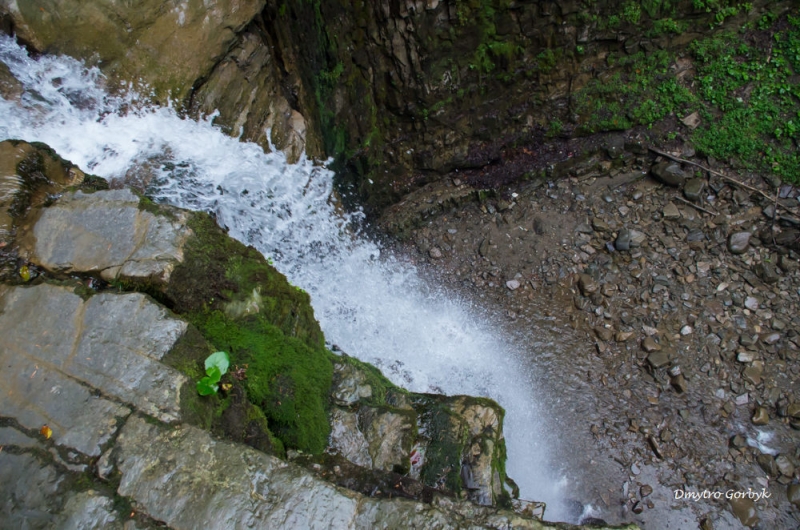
left=114, top=416, right=361, bottom=530
left=23, top=189, right=190, bottom=282
left=0, top=284, right=188, bottom=424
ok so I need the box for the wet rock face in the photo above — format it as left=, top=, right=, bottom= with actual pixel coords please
left=0, top=0, right=264, bottom=104
left=327, top=359, right=511, bottom=507
left=19, top=188, right=192, bottom=283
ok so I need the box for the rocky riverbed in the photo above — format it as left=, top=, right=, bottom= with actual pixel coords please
left=379, top=132, right=800, bottom=529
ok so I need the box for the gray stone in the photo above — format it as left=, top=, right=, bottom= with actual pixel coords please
left=788, top=484, right=800, bottom=508
left=578, top=274, right=599, bottom=296
left=615, top=228, right=644, bottom=251
left=0, top=284, right=188, bottom=423
left=647, top=350, right=670, bottom=369
left=683, top=178, right=705, bottom=201
left=112, top=416, right=558, bottom=530
left=331, top=361, right=375, bottom=406
left=59, top=491, right=122, bottom=530
left=0, top=452, right=65, bottom=528
left=753, top=261, right=780, bottom=284
left=328, top=408, right=373, bottom=468
left=22, top=189, right=191, bottom=282
left=727, top=232, right=751, bottom=254
left=744, top=296, right=759, bottom=311
left=506, top=279, right=521, bottom=290
left=662, top=202, right=681, bottom=220
left=775, top=455, right=795, bottom=477
left=651, top=161, right=688, bottom=187
left=364, top=408, right=415, bottom=473
left=0, top=292, right=131, bottom=457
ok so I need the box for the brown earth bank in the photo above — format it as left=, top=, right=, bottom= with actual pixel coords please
left=376, top=131, right=800, bottom=528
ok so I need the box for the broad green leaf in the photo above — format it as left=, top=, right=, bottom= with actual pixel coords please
left=204, top=351, right=230, bottom=375
left=205, top=365, right=222, bottom=383
left=197, top=378, right=218, bottom=396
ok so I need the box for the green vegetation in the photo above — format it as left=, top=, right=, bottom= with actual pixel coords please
left=161, top=213, right=333, bottom=454
left=574, top=14, right=800, bottom=183
left=196, top=351, right=230, bottom=395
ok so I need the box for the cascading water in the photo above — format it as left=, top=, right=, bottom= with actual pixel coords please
left=0, top=35, right=574, bottom=521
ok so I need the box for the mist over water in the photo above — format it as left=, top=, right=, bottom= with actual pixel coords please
left=0, top=35, right=574, bottom=521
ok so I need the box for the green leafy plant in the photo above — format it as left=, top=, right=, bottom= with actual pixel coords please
left=197, top=351, right=231, bottom=396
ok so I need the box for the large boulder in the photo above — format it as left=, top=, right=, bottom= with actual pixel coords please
left=1, top=0, right=264, bottom=104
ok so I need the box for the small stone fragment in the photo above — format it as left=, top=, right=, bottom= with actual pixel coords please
left=506, top=279, right=520, bottom=291
left=683, top=178, right=705, bottom=202
left=682, top=111, right=701, bottom=129
left=730, top=497, right=758, bottom=527
left=647, top=350, right=670, bottom=369
left=578, top=274, right=599, bottom=296
left=429, top=247, right=443, bottom=259
left=727, top=232, right=751, bottom=254
left=662, top=202, right=681, bottom=220
left=642, top=337, right=661, bottom=352
left=651, top=161, right=688, bottom=187
left=788, top=484, right=800, bottom=508
left=751, top=407, right=769, bottom=426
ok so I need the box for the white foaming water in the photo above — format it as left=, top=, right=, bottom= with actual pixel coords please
left=0, top=35, right=572, bottom=521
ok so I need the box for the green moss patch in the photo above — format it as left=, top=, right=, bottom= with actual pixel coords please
left=193, top=311, right=332, bottom=454
left=152, top=212, right=334, bottom=454
left=574, top=13, right=800, bottom=183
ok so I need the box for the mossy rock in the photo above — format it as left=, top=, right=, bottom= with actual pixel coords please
left=154, top=211, right=333, bottom=455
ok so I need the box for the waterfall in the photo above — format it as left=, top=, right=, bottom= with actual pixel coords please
left=0, top=35, right=573, bottom=522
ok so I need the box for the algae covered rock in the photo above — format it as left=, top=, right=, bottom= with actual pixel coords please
left=327, top=356, right=512, bottom=508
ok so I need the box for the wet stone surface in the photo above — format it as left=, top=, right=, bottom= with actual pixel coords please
left=381, top=142, right=800, bottom=528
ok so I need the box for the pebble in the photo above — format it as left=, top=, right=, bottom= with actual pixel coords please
left=751, top=407, right=769, bottom=425
left=631, top=463, right=640, bottom=475
left=647, top=350, right=670, bottom=369
left=429, top=247, right=443, bottom=259
left=680, top=325, right=693, bottom=336
left=776, top=455, right=795, bottom=477
left=735, top=393, right=749, bottom=406
left=730, top=497, right=758, bottom=527
left=506, top=279, right=521, bottom=290
left=727, top=232, right=751, bottom=254
left=683, top=178, right=705, bottom=201
left=640, top=485, right=653, bottom=497
left=642, top=337, right=661, bottom=352
left=737, top=351, right=756, bottom=363
left=651, top=161, right=688, bottom=187
left=788, top=484, right=800, bottom=508
left=578, top=274, right=599, bottom=296
left=662, top=202, right=681, bottom=220
left=744, top=296, right=758, bottom=311
left=615, top=228, right=645, bottom=251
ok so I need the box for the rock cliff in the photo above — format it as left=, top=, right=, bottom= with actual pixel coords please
left=3, top=0, right=794, bottom=214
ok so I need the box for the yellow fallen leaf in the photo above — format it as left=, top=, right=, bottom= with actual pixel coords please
left=20, top=265, right=30, bottom=282
left=220, top=383, right=233, bottom=392
left=40, top=425, right=52, bottom=439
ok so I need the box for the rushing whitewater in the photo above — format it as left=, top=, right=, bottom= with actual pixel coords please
left=0, top=35, right=572, bottom=521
